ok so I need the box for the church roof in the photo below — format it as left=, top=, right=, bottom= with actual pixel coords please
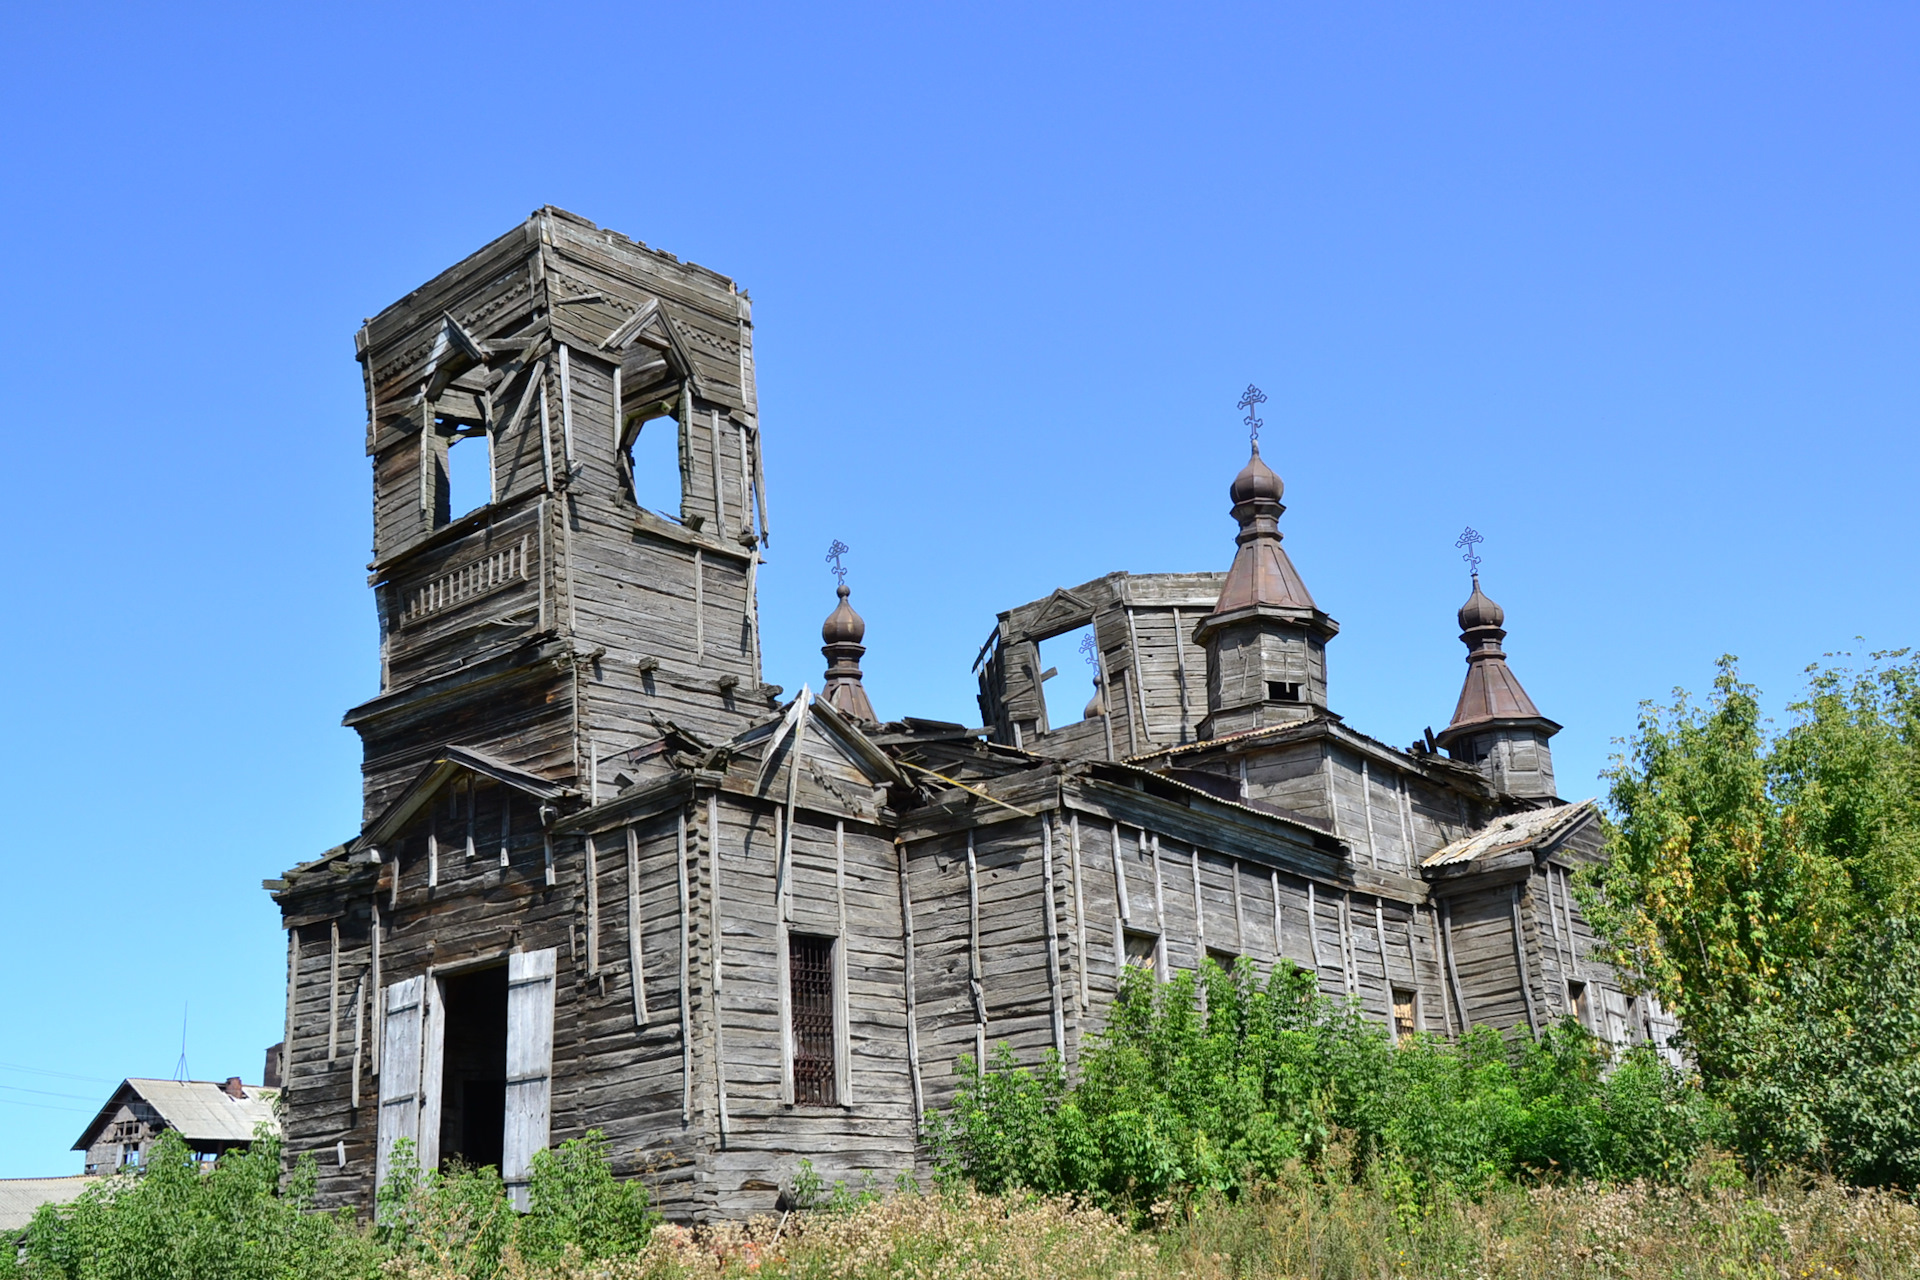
left=1423, top=800, right=1596, bottom=868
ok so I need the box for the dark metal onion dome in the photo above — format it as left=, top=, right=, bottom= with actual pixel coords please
left=1229, top=444, right=1284, bottom=505
left=1456, top=575, right=1506, bottom=631
left=1207, top=445, right=1320, bottom=618
left=820, top=584, right=877, bottom=723
left=1436, top=575, right=1555, bottom=747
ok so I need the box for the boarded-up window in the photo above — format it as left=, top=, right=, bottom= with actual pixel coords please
left=1124, top=929, right=1160, bottom=974
left=789, top=935, right=836, bottom=1106
left=1567, top=980, right=1589, bottom=1029
left=503, top=949, right=557, bottom=1209
left=1392, top=989, right=1418, bottom=1043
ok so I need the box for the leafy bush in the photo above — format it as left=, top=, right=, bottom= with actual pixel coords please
left=926, top=959, right=1724, bottom=1211
left=11, top=1128, right=381, bottom=1280
left=10, top=1128, right=654, bottom=1280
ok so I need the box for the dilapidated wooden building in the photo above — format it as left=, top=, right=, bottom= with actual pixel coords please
left=268, top=207, right=1675, bottom=1220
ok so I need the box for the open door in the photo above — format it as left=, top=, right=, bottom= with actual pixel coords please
left=375, top=975, right=426, bottom=1193
left=503, top=948, right=556, bottom=1209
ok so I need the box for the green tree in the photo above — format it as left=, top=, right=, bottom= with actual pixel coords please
left=1586, top=650, right=1920, bottom=1182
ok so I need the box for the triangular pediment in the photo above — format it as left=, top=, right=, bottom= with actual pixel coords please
left=358, top=746, right=573, bottom=850
left=1026, top=586, right=1096, bottom=638
left=597, top=296, right=700, bottom=389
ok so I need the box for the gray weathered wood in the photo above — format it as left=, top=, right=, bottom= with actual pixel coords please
left=504, top=948, right=557, bottom=1209
left=375, top=975, right=424, bottom=1193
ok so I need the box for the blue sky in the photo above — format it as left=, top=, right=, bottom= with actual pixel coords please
left=1, top=2, right=1915, bottom=1175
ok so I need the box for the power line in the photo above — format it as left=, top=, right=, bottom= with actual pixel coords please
left=0, top=1095, right=96, bottom=1115
left=0, top=1081, right=104, bottom=1103
left=0, top=1060, right=119, bottom=1086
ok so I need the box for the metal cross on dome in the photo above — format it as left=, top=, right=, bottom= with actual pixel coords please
left=1078, top=633, right=1098, bottom=669
left=1238, top=384, right=1268, bottom=446
left=1455, top=526, right=1485, bottom=579
left=826, top=539, right=849, bottom=587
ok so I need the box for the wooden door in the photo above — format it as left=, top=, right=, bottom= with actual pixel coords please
left=503, top=948, right=557, bottom=1209
left=375, top=975, right=426, bottom=1194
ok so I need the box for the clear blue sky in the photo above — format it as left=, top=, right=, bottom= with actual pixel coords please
left=2, top=2, right=1915, bottom=1175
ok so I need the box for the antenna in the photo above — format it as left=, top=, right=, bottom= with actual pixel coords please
left=825, top=539, right=849, bottom=587
left=1237, top=384, right=1268, bottom=447
left=173, top=1003, right=189, bottom=1082
left=1455, top=526, right=1485, bottom=580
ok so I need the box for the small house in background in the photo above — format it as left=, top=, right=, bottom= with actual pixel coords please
left=0, top=1177, right=98, bottom=1237
left=72, top=1078, right=279, bottom=1175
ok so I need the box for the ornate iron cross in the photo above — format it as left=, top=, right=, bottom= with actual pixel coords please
left=1455, top=526, right=1485, bottom=578
left=1238, top=384, right=1268, bottom=446
left=1078, top=633, right=1098, bottom=669
left=825, top=539, right=849, bottom=587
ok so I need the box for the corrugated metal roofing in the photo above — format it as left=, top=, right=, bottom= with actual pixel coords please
left=1422, top=800, right=1596, bottom=868
left=0, top=1176, right=99, bottom=1232
left=73, top=1080, right=280, bottom=1152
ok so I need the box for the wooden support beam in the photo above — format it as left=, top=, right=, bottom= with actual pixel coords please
left=1270, top=870, right=1283, bottom=964
left=676, top=809, right=690, bottom=1121
left=1109, top=821, right=1131, bottom=924
left=1442, top=899, right=1470, bottom=1030
left=1512, top=883, right=1541, bottom=1035
left=585, top=835, right=600, bottom=975
left=627, top=826, right=647, bottom=1026
left=834, top=820, right=852, bottom=1106
left=967, top=831, right=986, bottom=1064
left=897, top=839, right=924, bottom=1122
left=1042, top=815, right=1066, bottom=1058
left=709, top=795, right=729, bottom=1141
left=558, top=344, right=576, bottom=467
left=369, top=895, right=382, bottom=1075
left=328, top=921, right=340, bottom=1062
left=1069, top=815, right=1088, bottom=1011
left=1172, top=606, right=1194, bottom=743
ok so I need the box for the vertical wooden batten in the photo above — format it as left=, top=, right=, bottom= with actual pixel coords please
left=627, top=825, right=647, bottom=1025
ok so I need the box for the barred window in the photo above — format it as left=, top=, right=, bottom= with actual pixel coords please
left=789, top=935, right=836, bottom=1106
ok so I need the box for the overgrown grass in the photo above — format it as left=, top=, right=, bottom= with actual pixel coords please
left=394, top=1172, right=1920, bottom=1279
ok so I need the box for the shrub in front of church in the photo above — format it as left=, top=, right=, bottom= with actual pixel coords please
left=9, top=1129, right=654, bottom=1280
left=10, top=1129, right=382, bottom=1280
left=924, top=959, right=1724, bottom=1212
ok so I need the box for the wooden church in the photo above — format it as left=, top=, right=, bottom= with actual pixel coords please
left=267, top=207, right=1676, bottom=1219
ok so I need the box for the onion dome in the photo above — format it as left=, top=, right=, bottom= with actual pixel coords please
left=820, top=584, right=877, bottom=723
left=1083, top=671, right=1106, bottom=721
left=1457, top=575, right=1505, bottom=631
left=1204, top=445, right=1324, bottom=620
left=1435, top=574, right=1557, bottom=748
left=823, top=584, right=865, bottom=645
left=1229, top=444, right=1284, bottom=505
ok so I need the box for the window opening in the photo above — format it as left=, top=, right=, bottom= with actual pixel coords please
left=1268, top=680, right=1302, bottom=702
left=444, top=426, right=492, bottom=522
left=789, top=935, right=837, bottom=1105
left=1567, top=980, right=1589, bottom=1030
left=1392, top=989, right=1418, bottom=1043
left=121, top=1143, right=140, bottom=1167
left=1206, top=946, right=1240, bottom=972
left=437, top=965, right=508, bottom=1172
left=1037, top=625, right=1098, bottom=730
left=1123, top=929, right=1160, bottom=975
left=622, top=412, right=685, bottom=521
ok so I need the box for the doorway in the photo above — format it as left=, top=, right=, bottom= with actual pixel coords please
left=437, top=966, right=507, bottom=1172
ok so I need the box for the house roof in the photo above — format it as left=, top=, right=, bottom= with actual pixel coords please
left=0, top=1176, right=99, bottom=1233
left=71, top=1080, right=279, bottom=1154
left=1422, top=800, right=1597, bottom=868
